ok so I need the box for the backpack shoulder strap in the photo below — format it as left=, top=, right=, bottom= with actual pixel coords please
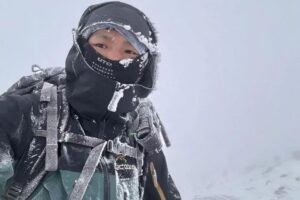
left=4, top=77, right=66, bottom=199
left=38, top=82, right=59, bottom=171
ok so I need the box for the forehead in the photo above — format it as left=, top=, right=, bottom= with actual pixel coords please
left=89, top=29, right=130, bottom=44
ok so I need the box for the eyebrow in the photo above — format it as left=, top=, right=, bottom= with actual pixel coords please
left=100, top=34, right=114, bottom=41
left=98, top=33, right=138, bottom=51
left=99, top=34, right=131, bottom=45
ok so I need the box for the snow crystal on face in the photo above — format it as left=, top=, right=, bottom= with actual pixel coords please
left=139, top=53, right=149, bottom=68
left=136, top=34, right=157, bottom=53
left=141, top=53, right=148, bottom=62
left=119, top=24, right=158, bottom=53
left=119, top=25, right=157, bottom=52
left=119, top=58, right=133, bottom=68
left=123, top=25, right=131, bottom=30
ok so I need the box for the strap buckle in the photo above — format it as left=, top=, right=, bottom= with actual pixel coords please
left=107, top=138, right=126, bottom=156
left=5, top=183, right=23, bottom=199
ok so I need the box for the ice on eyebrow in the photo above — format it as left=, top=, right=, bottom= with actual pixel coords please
left=120, top=24, right=157, bottom=53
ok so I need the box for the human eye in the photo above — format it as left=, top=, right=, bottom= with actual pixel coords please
left=124, top=49, right=139, bottom=57
left=94, top=43, right=107, bottom=49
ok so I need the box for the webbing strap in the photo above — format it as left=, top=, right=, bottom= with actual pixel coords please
left=35, top=130, right=140, bottom=159
left=69, top=141, right=107, bottom=200
left=107, top=138, right=138, bottom=158
left=41, top=82, right=59, bottom=171
left=35, top=130, right=105, bottom=148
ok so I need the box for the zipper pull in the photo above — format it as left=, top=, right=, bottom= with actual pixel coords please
left=74, top=114, right=86, bottom=136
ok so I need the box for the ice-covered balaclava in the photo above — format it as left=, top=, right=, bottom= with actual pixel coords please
left=65, top=1, right=158, bottom=121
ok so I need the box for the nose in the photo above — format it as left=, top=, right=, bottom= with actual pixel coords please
left=105, top=49, right=124, bottom=61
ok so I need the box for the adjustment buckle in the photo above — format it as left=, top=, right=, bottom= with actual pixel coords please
left=5, top=184, right=23, bottom=199
left=106, top=138, right=126, bottom=156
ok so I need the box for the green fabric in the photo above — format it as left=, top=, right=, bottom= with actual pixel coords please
left=27, top=170, right=117, bottom=200
left=28, top=185, right=51, bottom=200
left=28, top=171, right=67, bottom=200
left=0, top=158, right=14, bottom=196
left=0, top=161, right=138, bottom=200
left=42, top=171, right=68, bottom=199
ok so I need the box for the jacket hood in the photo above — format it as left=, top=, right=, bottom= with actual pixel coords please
left=67, top=1, right=159, bottom=98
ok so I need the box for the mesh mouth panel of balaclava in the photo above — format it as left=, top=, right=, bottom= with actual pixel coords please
left=79, top=36, right=150, bottom=84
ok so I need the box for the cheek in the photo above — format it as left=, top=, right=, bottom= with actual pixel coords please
left=93, top=47, right=106, bottom=55
left=91, top=46, right=111, bottom=58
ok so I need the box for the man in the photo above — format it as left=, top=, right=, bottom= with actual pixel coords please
left=0, top=1, right=181, bottom=199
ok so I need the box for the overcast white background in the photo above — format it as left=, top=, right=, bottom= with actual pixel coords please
left=0, top=1, right=299, bottom=199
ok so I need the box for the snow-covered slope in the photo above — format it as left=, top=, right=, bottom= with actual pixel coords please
left=194, top=153, right=300, bottom=200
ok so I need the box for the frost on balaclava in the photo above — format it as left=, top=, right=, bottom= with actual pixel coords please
left=79, top=35, right=149, bottom=84
left=65, top=1, right=159, bottom=121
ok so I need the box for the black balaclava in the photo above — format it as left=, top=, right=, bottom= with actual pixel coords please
left=79, top=37, right=149, bottom=84
left=65, top=1, right=158, bottom=121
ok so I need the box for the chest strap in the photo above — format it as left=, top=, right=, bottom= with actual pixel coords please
left=35, top=130, right=143, bottom=200
left=35, top=130, right=141, bottom=159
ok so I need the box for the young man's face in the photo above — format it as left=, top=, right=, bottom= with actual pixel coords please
left=88, top=29, right=139, bottom=61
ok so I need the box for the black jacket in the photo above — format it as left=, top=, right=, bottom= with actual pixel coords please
left=0, top=89, right=181, bottom=199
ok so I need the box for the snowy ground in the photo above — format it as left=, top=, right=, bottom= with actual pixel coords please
left=193, top=152, right=300, bottom=200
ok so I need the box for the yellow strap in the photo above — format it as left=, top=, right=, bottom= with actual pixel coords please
left=150, top=162, right=166, bottom=200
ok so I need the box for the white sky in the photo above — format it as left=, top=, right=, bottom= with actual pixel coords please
left=0, top=0, right=300, bottom=199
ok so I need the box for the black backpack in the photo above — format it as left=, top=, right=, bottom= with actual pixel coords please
left=3, top=65, right=171, bottom=200
left=2, top=65, right=65, bottom=97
